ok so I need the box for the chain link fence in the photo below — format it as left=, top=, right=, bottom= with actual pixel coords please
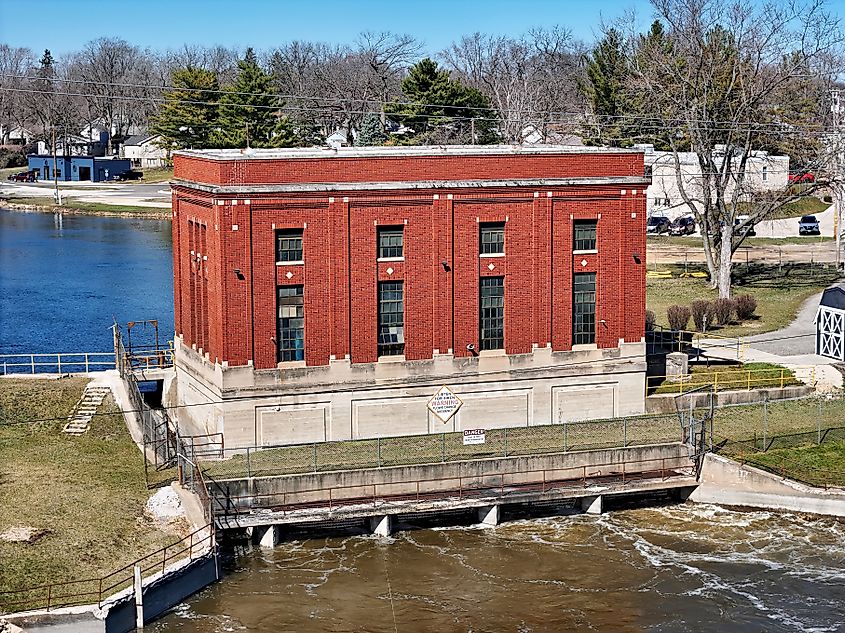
left=194, top=392, right=845, bottom=483
left=199, top=412, right=685, bottom=480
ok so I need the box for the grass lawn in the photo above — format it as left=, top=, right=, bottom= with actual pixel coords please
left=765, top=196, right=830, bottom=220
left=648, top=235, right=833, bottom=248
left=733, top=440, right=845, bottom=488
left=649, top=362, right=800, bottom=394
left=0, top=195, right=168, bottom=214
left=140, top=167, right=173, bottom=183
left=0, top=378, right=175, bottom=611
left=646, top=262, right=842, bottom=337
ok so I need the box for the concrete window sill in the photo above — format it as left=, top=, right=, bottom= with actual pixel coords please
left=478, top=349, right=507, bottom=357
left=377, top=257, right=405, bottom=263
left=276, top=261, right=304, bottom=266
left=572, top=249, right=598, bottom=255
left=377, top=355, right=406, bottom=363
left=571, top=343, right=598, bottom=351
left=479, top=253, right=505, bottom=258
left=277, top=360, right=306, bottom=369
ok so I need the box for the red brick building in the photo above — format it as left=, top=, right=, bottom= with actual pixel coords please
left=170, top=146, right=650, bottom=447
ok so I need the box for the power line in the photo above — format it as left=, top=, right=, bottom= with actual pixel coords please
left=0, top=75, right=839, bottom=135
left=0, top=329, right=825, bottom=427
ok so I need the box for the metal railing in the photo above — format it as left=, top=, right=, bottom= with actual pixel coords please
left=0, top=525, right=213, bottom=614
left=647, top=366, right=811, bottom=395
left=0, top=352, right=115, bottom=375
left=646, top=327, right=746, bottom=361
left=197, top=413, right=685, bottom=481
left=211, top=454, right=695, bottom=518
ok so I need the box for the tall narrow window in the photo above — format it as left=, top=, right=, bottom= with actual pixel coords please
left=480, top=222, right=505, bottom=255
left=573, top=272, right=596, bottom=345
left=275, top=229, right=303, bottom=263
left=377, top=226, right=404, bottom=259
left=762, top=166, right=768, bottom=182
left=573, top=220, right=597, bottom=251
left=479, top=276, right=504, bottom=350
left=277, top=285, right=304, bottom=362
left=378, top=281, right=405, bottom=356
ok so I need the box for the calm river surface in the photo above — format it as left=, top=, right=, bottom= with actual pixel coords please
left=2, top=209, right=844, bottom=631
left=154, top=504, right=845, bottom=633
left=0, top=209, right=173, bottom=355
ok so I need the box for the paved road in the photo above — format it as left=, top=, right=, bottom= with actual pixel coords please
left=754, top=203, right=835, bottom=238
left=0, top=180, right=170, bottom=207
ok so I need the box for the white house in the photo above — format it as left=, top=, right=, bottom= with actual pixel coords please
left=36, top=123, right=109, bottom=157
left=638, top=144, right=790, bottom=220
left=121, top=133, right=167, bottom=168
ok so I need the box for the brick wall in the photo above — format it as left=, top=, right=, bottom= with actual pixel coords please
left=172, top=152, right=647, bottom=370
left=173, top=152, right=641, bottom=186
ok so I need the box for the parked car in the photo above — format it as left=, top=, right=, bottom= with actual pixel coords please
left=7, top=170, right=37, bottom=182
left=669, top=216, right=696, bottom=236
left=799, top=215, right=821, bottom=235
left=788, top=173, right=815, bottom=184
left=735, top=215, right=756, bottom=237
left=112, top=170, right=143, bottom=181
left=646, top=215, right=670, bottom=234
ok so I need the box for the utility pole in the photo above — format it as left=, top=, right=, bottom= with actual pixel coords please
left=832, top=89, right=843, bottom=270
left=52, top=127, right=61, bottom=206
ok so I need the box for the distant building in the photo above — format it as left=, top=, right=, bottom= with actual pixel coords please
left=26, top=155, right=132, bottom=182
left=169, top=145, right=650, bottom=448
left=36, top=123, right=109, bottom=157
left=121, top=133, right=167, bottom=168
left=637, top=144, right=790, bottom=220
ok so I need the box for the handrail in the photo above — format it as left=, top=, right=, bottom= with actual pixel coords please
left=0, top=524, right=213, bottom=614
left=210, top=452, right=695, bottom=518
left=647, top=366, right=811, bottom=395
left=0, top=352, right=115, bottom=375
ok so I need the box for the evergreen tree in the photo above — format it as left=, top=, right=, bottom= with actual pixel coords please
left=355, top=112, right=387, bottom=146
left=150, top=66, right=220, bottom=152
left=214, top=48, right=295, bottom=149
left=386, top=58, right=498, bottom=145
left=582, top=29, right=631, bottom=146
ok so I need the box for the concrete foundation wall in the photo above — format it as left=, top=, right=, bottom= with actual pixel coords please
left=689, top=453, right=845, bottom=516
left=174, top=340, right=647, bottom=447
left=645, top=385, right=813, bottom=414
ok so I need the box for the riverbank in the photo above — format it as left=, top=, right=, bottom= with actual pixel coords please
left=0, top=199, right=170, bottom=219
left=0, top=377, right=178, bottom=608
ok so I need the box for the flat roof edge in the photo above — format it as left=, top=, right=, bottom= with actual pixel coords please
left=173, top=144, right=644, bottom=161
left=171, top=176, right=652, bottom=195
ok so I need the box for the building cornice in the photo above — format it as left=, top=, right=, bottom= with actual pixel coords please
left=171, top=175, right=652, bottom=196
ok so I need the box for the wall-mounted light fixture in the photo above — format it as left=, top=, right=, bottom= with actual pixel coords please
left=632, top=252, right=641, bottom=264
left=234, top=268, right=245, bottom=280
left=441, top=260, right=451, bottom=271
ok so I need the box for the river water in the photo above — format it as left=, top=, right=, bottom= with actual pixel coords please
left=0, top=209, right=173, bottom=356
left=2, top=209, right=844, bottom=631
left=153, top=504, right=845, bottom=633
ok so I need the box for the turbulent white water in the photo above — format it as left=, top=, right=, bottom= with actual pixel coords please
left=153, top=504, right=845, bottom=632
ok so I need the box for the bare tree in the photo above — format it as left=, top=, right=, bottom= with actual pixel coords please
left=443, top=28, right=585, bottom=143
left=0, top=44, right=35, bottom=144
left=73, top=37, right=161, bottom=152
left=632, top=0, right=844, bottom=297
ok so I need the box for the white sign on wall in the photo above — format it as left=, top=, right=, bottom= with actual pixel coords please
left=463, top=429, right=486, bottom=445
left=427, top=385, right=463, bottom=423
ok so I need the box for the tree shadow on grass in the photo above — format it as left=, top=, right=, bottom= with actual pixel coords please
left=732, top=263, right=842, bottom=290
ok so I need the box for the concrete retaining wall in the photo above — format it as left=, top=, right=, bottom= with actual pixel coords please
left=645, top=385, right=813, bottom=413
left=4, top=552, right=218, bottom=633
left=689, top=453, right=845, bottom=516
left=213, top=443, right=690, bottom=511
